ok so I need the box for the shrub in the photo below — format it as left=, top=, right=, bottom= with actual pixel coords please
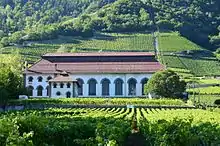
left=145, top=70, right=186, bottom=98
left=214, top=99, right=220, bottom=105
left=216, top=48, right=220, bottom=54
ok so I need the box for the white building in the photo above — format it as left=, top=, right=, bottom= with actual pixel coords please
left=24, top=52, right=164, bottom=98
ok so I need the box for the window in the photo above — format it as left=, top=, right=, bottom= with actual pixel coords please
left=88, top=78, right=97, bottom=96
left=67, top=83, right=71, bottom=88
left=128, top=78, right=137, bottom=96
left=47, top=76, right=52, bottom=81
left=101, top=78, right=110, bottom=96
left=141, top=78, right=148, bottom=95
left=115, top=78, right=123, bottom=96
left=56, top=91, right=61, bottom=96
left=60, top=83, right=64, bottom=88
left=27, top=86, right=34, bottom=96
left=37, top=86, right=43, bottom=96
left=28, top=76, right=33, bottom=82
left=66, top=92, right=71, bottom=98
left=53, top=83, right=57, bottom=88
left=38, top=76, right=43, bottom=82
left=77, top=78, right=84, bottom=96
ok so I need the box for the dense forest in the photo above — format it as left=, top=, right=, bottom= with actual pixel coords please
left=0, top=0, right=219, bottom=50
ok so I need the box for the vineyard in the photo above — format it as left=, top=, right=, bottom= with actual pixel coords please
left=9, top=98, right=186, bottom=106
left=1, top=32, right=220, bottom=76
left=161, top=54, right=220, bottom=76
left=1, top=107, right=220, bottom=145
left=159, top=32, right=202, bottom=52
left=190, top=95, right=220, bottom=105
left=187, top=87, right=220, bottom=95
left=0, top=32, right=201, bottom=59
left=0, top=33, right=154, bottom=63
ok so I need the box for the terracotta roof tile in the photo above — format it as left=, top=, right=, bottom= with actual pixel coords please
left=25, top=52, right=164, bottom=74
left=49, top=75, right=77, bottom=82
left=26, top=60, right=164, bottom=74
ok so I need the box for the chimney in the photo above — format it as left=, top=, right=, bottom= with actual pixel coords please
left=54, top=64, right=58, bottom=77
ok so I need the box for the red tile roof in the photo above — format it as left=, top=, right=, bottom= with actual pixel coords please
left=25, top=52, right=164, bottom=74
left=43, top=52, right=155, bottom=57
left=49, top=75, right=77, bottom=82
left=25, top=60, right=164, bottom=74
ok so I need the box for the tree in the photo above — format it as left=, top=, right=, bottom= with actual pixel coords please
left=145, top=70, right=186, bottom=98
left=0, top=30, right=4, bottom=38
left=0, top=54, right=24, bottom=108
left=0, top=87, right=9, bottom=110
left=9, top=31, right=25, bottom=44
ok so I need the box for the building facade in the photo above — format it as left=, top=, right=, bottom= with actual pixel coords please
left=24, top=52, right=164, bottom=98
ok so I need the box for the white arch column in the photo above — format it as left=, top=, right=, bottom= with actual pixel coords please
left=74, top=83, right=78, bottom=97
left=42, top=89, right=47, bottom=97
left=137, top=82, right=142, bottom=96
left=110, top=82, right=115, bottom=97
left=96, top=82, right=101, bottom=97
left=124, top=82, right=129, bottom=97
left=83, top=83, right=88, bottom=97
left=122, top=82, right=126, bottom=97
left=33, top=89, right=37, bottom=97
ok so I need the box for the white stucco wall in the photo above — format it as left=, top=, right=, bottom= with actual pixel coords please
left=25, top=73, right=152, bottom=98
left=25, top=74, right=53, bottom=97
left=50, top=82, right=73, bottom=98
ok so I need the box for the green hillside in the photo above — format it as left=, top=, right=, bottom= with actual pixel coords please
left=0, top=32, right=201, bottom=58
left=0, top=0, right=220, bottom=77
left=1, top=32, right=155, bottom=62
left=0, top=0, right=219, bottom=49
left=1, top=31, right=220, bottom=76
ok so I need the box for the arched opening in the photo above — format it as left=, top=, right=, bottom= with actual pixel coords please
left=88, top=78, right=97, bottom=96
left=28, top=76, right=33, bottom=82
left=67, top=83, right=71, bottom=88
left=101, top=78, right=110, bottom=96
left=114, top=78, right=123, bottom=96
left=77, top=78, right=84, bottom=96
left=128, top=78, right=137, bottom=96
left=46, top=86, right=49, bottom=96
left=37, top=86, right=43, bottom=96
left=66, top=92, right=71, bottom=98
left=47, top=76, right=52, bottom=81
left=27, top=86, right=34, bottom=96
left=141, top=78, right=148, bottom=95
left=37, top=76, right=43, bottom=82
left=60, top=82, right=64, bottom=88
left=53, top=83, right=57, bottom=88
